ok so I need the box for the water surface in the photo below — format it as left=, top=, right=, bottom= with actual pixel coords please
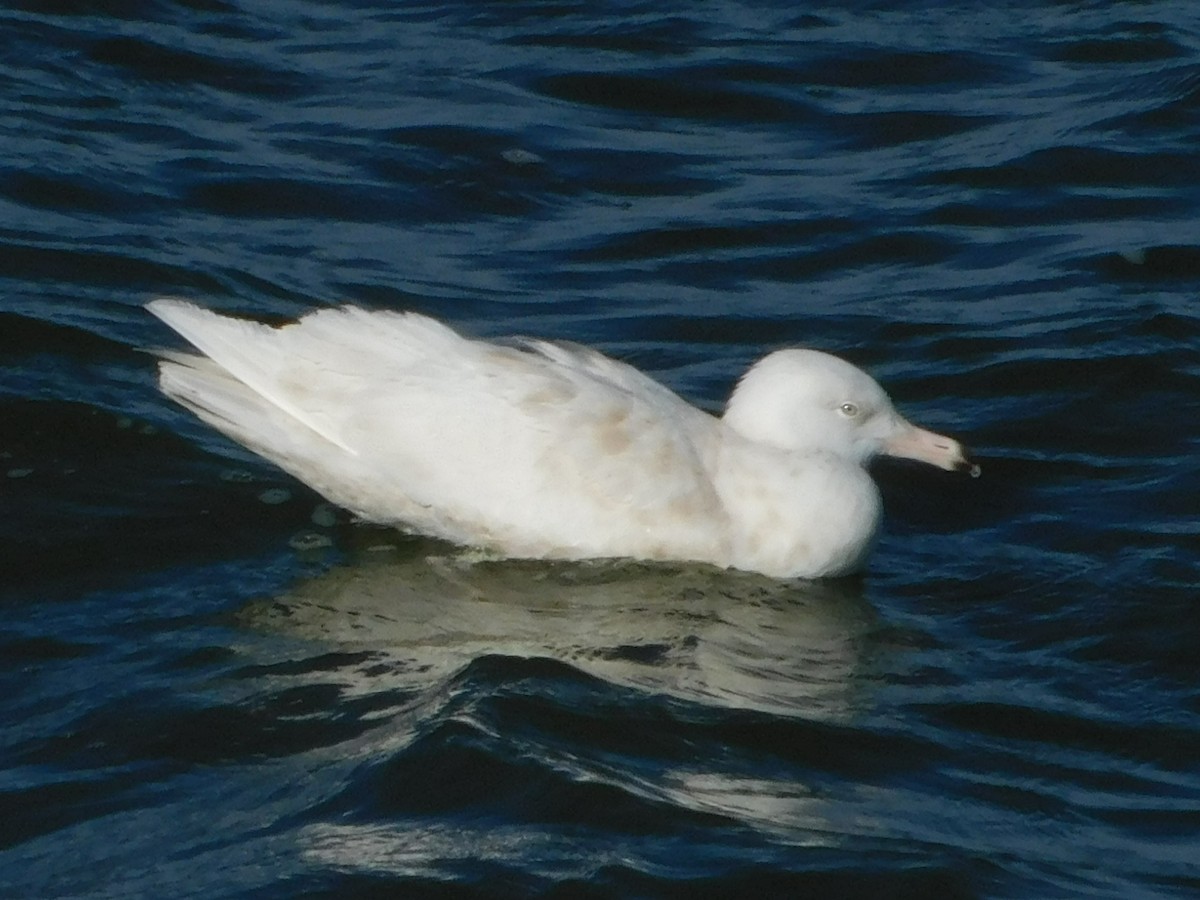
left=3, top=2, right=1200, bottom=897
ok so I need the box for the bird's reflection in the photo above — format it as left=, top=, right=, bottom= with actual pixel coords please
left=238, top=534, right=885, bottom=723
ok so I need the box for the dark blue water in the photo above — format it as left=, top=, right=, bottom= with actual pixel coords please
left=4, top=2, right=1200, bottom=897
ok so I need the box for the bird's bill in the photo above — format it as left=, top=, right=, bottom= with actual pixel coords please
left=885, top=422, right=979, bottom=476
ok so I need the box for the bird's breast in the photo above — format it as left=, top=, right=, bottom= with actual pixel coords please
left=714, top=443, right=882, bottom=578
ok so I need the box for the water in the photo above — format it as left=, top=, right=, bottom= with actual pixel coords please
left=3, top=1, right=1200, bottom=897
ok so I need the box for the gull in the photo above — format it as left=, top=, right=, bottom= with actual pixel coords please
left=148, top=299, right=976, bottom=578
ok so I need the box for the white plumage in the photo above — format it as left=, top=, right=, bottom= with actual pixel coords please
left=148, top=299, right=975, bottom=578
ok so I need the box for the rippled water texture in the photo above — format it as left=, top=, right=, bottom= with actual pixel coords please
left=3, top=2, right=1200, bottom=898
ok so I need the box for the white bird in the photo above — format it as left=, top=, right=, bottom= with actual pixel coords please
left=148, top=299, right=976, bottom=578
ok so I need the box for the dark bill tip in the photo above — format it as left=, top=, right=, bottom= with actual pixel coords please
left=955, top=453, right=981, bottom=478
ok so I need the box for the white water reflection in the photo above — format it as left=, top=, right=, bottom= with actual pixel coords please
left=238, top=537, right=885, bottom=722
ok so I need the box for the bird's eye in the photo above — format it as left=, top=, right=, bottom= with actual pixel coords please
left=839, top=402, right=860, bottom=418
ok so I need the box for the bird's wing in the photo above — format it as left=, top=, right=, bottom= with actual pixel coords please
left=150, top=300, right=729, bottom=556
